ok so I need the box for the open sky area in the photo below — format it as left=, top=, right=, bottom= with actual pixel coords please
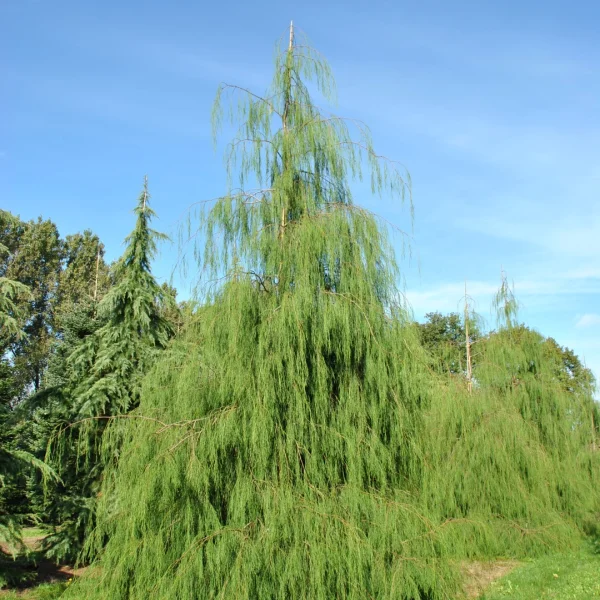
left=2, top=0, right=599, bottom=385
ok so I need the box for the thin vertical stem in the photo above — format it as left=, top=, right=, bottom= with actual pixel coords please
left=465, top=281, right=472, bottom=394
left=278, top=22, right=294, bottom=255
left=143, top=175, right=148, bottom=211
left=93, top=247, right=100, bottom=303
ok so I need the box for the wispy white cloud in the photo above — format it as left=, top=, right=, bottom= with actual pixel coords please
left=576, top=314, right=600, bottom=329
left=455, top=212, right=600, bottom=260
left=567, top=267, right=600, bottom=280
left=407, top=272, right=600, bottom=318
left=406, top=281, right=498, bottom=316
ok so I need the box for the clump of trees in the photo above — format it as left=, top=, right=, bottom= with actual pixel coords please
left=0, top=184, right=181, bottom=566
left=1, top=26, right=598, bottom=600
left=419, top=281, right=598, bottom=560
left=62, top=28, right=598, bottom=600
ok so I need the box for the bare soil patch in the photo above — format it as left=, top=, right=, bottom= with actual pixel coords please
left=460, top=559, right=520, bottom=598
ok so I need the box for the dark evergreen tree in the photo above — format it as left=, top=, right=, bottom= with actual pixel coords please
left=67, top=178, right=174, bottom=419
left=0, top=268, right=31, bottom=550
left=4, top=217, right=63, bottom=396
left=42, top=178, right=175, bottom=562
left=22, top=300, right=107, bottom=561
left=0, top=223, right=57, bottom=553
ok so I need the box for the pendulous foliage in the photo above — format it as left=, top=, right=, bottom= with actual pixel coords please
left=420, top=276, right=599, bottom=558
left=67, top=28, right=460, bottom=599
left=64, top=28, right=599, bottom=600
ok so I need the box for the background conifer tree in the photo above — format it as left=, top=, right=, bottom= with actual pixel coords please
left=0, top=229, right=33, bottom=549
left=40, top=179, right=175, bottom=562
left=67, top=177, right=174, bottom=419
left=0, top=218, right=57, bottom=555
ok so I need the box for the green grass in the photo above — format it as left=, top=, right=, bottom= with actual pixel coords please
left=0, top=582, right=67, bottom=599
left=20, top=527, right=50, bottom=540
left=481, top=544, right=600, bottom=599
left=1, top=526, right=68, bottom=598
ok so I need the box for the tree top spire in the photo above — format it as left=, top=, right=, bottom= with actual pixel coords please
left=143, top=174, right=148, bottom=211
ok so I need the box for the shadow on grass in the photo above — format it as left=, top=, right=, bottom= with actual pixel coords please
left=0, top=549, right=78, bottom=591
left=583, top=517, right=600, bottom=555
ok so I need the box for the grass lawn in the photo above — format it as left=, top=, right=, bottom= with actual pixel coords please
left=0, top=526, right=77, bottom=598
left=0, top=582, right=67, bottom=599
left=481, top=543, right=600, bottom=599
left=20, top=528, right=50, bottom=540
left=1, top=528, right=598, bottom=599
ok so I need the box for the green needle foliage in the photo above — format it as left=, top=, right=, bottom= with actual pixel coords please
left=68, top=28, right=459, bottom=599
left=0, top=214, right=31, bottom=342
left=67, top=178, right=174, bottom=420
left=420, top=274, right=599, bottom=558
left=1, top=221, right=58, bottom=552
left=0, top=276, right=30, bottom=342
left=65, top=30, right=598, bottom=600
left=22, top=300, right=108, bottom=562
left=44, top=180, right=175, bottom=562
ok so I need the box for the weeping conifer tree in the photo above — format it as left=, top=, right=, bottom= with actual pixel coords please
left=420, top=273, right=599, bottom=558
left=68, top=26, right=459, bottom=599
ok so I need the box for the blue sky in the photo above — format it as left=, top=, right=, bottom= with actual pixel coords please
left=2, top=0, right=599, bottom=384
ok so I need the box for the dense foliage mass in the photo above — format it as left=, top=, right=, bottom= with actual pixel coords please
left=63, top=29, right=599, bottom=600
left=0, top=185, right=180, bottom=566
left=0, top=28, right=598, bottom=600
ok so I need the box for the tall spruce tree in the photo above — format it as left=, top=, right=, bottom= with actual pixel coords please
left=67, top=177, right=174, bottom=420
left=68, top=27, right=460, bottom=599
left=43, top=179, right=175, bottom=562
